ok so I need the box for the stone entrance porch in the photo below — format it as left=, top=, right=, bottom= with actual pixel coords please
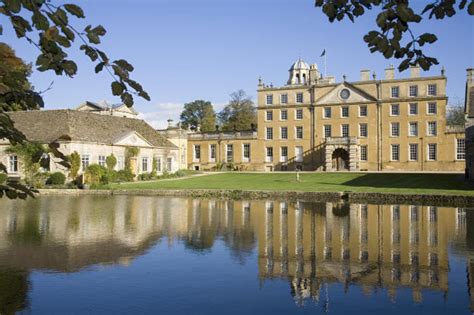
left=324, top=137, right=359, bottom=171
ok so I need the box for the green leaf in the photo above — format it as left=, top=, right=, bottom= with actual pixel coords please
left=4, top=0, right=21, bottom=13
left=95, top=62, right=106, bottom=73
left=468, top=2, right=474, bottom=15
left=111, top=81, right=125, bottom=96
left=62, top=60, right=77, bottom=76
left=121, top=92, right=134, bottom=107
left=64, top=4, right=85, bottom=18
left=419, top=33, right=437, bottom=44
left=114, top=59, right=134, bottom=72
left=32, top=12, right=49, bottom=31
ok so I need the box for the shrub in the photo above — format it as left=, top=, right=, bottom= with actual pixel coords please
left=84, top=164, right=108, bottom=185
left=46, top=172, right=66, bottom=185
left=114, top=170, right=135, bottom=182
left=106, top=154, right=117, bottom=172
left=69, top=151, right=81, bottom=179
left=0, top=173, right=6, bottom=184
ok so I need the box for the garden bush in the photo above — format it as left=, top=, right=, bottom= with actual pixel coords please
left=46, top=172, right=66, bottom=185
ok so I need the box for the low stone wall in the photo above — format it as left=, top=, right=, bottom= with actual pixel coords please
left=37, top=189, right=474, bottom=207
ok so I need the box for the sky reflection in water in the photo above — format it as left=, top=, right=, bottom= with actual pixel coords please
left=0, top=195, right=472, bottom=314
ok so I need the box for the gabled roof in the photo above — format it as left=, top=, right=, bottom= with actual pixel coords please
left=76, top=101, right=138, bottom=114
left=315, top=82, right=377, bottom=105
left=6, top=109, right=177, bottom=148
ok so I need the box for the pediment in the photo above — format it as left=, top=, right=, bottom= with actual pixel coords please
left=315, top=83, right=376, bottom=105
left=114, top=131, right=153, bottom=147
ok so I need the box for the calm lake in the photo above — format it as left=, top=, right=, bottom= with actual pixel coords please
left=0, top=195, right=473, bottom=314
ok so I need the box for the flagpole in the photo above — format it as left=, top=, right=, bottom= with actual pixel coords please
left=324, top=52, right=327, bottom=78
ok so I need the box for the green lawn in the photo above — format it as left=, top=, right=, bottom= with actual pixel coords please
left=109, top=172, right=474, bottom=196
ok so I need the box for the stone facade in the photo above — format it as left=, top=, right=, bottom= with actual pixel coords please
left=1, top=109, right=179, bottom=179
left=188, top=60, right=465, bottom=172
left=465, top=69, right=474, bottom=180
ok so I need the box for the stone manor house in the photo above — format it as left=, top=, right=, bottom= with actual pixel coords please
left=188, top=60, right=466, bottom=172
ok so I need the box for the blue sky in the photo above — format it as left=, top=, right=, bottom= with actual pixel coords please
left=3, top=0, right=473, bottom=128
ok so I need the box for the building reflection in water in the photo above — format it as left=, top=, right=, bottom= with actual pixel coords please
left=0, top=195, right=472, bottom=312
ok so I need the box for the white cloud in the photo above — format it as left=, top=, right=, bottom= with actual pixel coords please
left=138, top=101, right=228, bottom=129
left=138, top=102, right=184, bottom=129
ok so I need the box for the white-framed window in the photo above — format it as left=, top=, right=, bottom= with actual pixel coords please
left=243, top=143, right=250, bottom=161
left=409, top=144, right=418, bottom=161
left=409, top=85, right=418, bottom=97
left=266, top=94, right=273, bottom=105
left=456, top=139, right=466, bottom=160
left=142, top=157, right=148, bottom=172
left=281, top=127, right=288, bottom=139
left=427, top=102, right=437, bottom=114
left=359, top=105, right=367, bottom=117
left=8, top=155, right=18, bottom=173
left=226, top=144, right=233, bottom=162
left=409, top=122, right=418, bottom=137
left=427, top=121, right=437, bottom=136
left=296, top=92, right=303, bottom=103
left=209, top=144, right=216, bottom=161
left=98, top=155, right=106, bottom=167
left=295, top=109, right=303, bottom=120
left=266, top=147, right=273, bottom=162
left=391, top=86, right=400, bottom=98
left=167, top=157, right=172, bottom=171
left=266, top=110, right=273, bottom=121
left=156, top=157, right=162, bottom=172
left=295, top=126, right=303, bottom=139
left=427, top=143, right=437, bottom=161
left=324, top=125, right=331, bottom=138
left=391, top=104, right=399, bottom=116
left=359, top=123, right=368, bottom=137
left=391, top=144, right=400, bottom=161
left=391, top=122, right=400, bottom=137
left=409, top=103, right=418, bottom=115
left=280, top=146, right=288, bottom=162
left=360, top=145, right=368, bottom=161
left=280, top=94, right=288, bottom=104
left=81, top=154, right=90, bottom=170
left=295, top=146, right=303, bottom=162
left=280, top=109, right=288, bottom=120
left=194, top=145, right=201, bottom=160
left=117, top=156, right=124, bottom=170
left=324, top=107, right=331, bottom=118
left=341, top=124, right=349, bottom=137
left=341, top=106, right=349, bottom=118
left=428, top=84, right=437, bottom=96
left=266, top=127, right=273, bottom=140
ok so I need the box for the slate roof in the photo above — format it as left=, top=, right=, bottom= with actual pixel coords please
left=77, top=101, right=138, bottom=114
left=6, top=109, right=177, bottom=148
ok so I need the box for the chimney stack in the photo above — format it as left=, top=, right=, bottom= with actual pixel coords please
left=360, top=70, right=370, bottom=81
left=410, top=65, right=420, bottom=78
left=167, top=119, right=173, bottom=129
left=384, top=65, right=395, bottom=80
left=467, top=68, right=474, bottom=84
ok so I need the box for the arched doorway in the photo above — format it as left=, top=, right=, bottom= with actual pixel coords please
left=332, top=148, right=349, bottom=171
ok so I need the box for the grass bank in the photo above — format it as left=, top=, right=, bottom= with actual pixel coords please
left=108, top=172, right=474, bottom=196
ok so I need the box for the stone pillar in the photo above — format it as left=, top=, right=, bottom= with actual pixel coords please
left=349, top=145, right=358, bottom=171
left=325, top=145, right=333, bottom=171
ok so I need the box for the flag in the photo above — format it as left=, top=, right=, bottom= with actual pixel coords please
left=320, top=49, right=326, bottom=57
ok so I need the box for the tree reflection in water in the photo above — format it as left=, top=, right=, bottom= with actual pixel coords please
left=0, top=195, right=472, bottom=313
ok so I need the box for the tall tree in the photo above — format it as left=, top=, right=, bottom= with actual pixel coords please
left=218, top=90, right=257, bottom=131
left=180, top=100, right=216, bottom=132
left=314, top=0, right=474, bottom=72
left=0, top=1, right=149, bottom=199
left=446, top=103, right=467, bottom=126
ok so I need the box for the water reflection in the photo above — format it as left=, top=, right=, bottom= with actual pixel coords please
left=0, top=196, right=472, bottom=313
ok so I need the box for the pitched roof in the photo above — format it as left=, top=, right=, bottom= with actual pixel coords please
left=6, top=109, right=177, bottom=148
